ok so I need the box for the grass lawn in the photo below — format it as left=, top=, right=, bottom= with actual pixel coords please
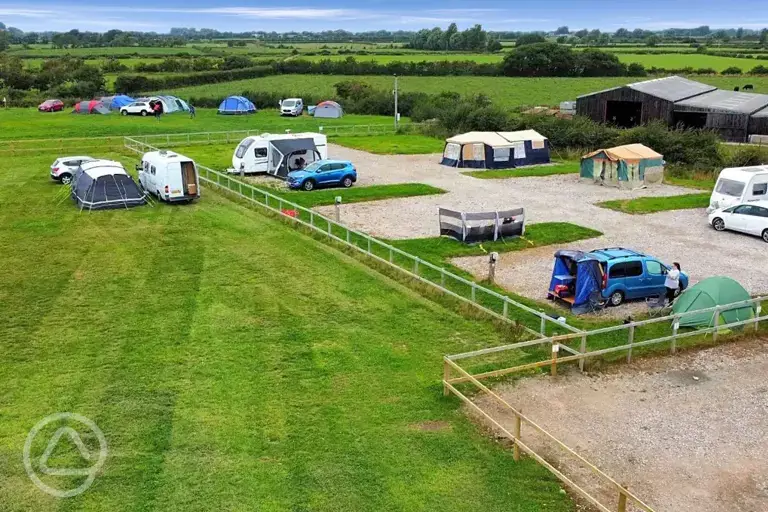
left=390, top=223, right=603, bottom=267
left=615, top=53, right=764, bottom=72
left=664, top=175, right=716, bottom=190
left=463, top=161, right=580, bottom=179
left=282, top=183, right=446, bottom=207
left=0, top=149, right=573, bottom=511
left=165, top=75, right=768, bottom=109
left=597, top=193, right=711, bottom=214
left=0, top=108, right=399, bottom=141
left=333, top=134, right=445, bottom=154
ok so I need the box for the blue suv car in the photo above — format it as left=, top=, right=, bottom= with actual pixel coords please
left=590, top=248, right=689, bottom=306
left=286, top=160, right=357, bottom=191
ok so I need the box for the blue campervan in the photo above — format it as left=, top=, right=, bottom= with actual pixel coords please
left=548, top=248, right=688, bottom=313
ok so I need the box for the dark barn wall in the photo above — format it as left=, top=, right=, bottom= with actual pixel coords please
left=576, top=87, right=675, bottom=125
left=748, top=116, right=768, bottom=137
left=672, top=106, right=751, bottom=142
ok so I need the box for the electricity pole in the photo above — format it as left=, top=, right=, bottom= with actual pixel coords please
left=393, top=74, right=399, bottom=130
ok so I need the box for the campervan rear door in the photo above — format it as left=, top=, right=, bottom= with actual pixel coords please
left=180, top=161, right=198, bottom=197
left=165, top=162, right=186, bottom=199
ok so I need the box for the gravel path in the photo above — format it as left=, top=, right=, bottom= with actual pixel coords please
left=475, top=339, right=768, bottom=512
left=318, top=144, right=768, bottom=297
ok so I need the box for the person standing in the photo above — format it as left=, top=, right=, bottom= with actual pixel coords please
left=665, top=262, right=681, bottom=304
left=153, top=101, right=162, bottom=121
left=189, top=104, right=196, bottom=118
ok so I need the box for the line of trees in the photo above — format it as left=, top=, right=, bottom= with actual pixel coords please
left=405, top=24, right=501, bottom=52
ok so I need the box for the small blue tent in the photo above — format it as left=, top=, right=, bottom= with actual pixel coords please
left=218, top=96, right=256, bottom=115
left=548, top=250, right=604, bottom=315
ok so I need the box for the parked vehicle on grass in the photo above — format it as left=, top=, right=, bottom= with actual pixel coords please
left=138, top=150, right=200, bottom=203
left=707, top=165, right=768, bottom=213
left=38, top=99, right=64, bottom=112
left=549, top=247, right=689, bottom=310
left=50, top=156, right=95, bottom=185
left=120, top=101, right=153, bottom=116
left=709, top=201, right=768, bottom=242
left=280, top=98, right=304, bottom=116
left=287, top=160, right=357, bottom=191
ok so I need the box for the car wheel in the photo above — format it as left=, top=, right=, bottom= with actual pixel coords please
left=302, top=180, right=315, bottom=191
left=60, top=173, right=73, bottom=185
left=712, top=217, right=726, bottom=231
left=342, top=176, right=353, bottom=188
left=121, top=110, right=128, bottom=116
left=609, top=291, right=624, bottom=307
left=141, top=110, right=147, bottom=117
left=763, top=229, right=768, bottom=243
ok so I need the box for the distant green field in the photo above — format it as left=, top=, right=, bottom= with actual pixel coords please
left=300, top=53, right=504, bottom=64
left=0, top=109, right=398, bottom=141
left=616, top=53, right=767, bottom=71
left=7, top=46, right=207, bottom=57
left=164, top=74, right=768, bottom=109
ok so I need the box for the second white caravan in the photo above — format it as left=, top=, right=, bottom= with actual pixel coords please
left=139, top=150, right=200, bottom=203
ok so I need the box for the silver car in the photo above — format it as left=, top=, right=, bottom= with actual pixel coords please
left=50, top=156, right=95, bottom=185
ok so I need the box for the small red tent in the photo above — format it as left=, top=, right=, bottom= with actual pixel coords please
left=72, top=100, right=110, bottom=114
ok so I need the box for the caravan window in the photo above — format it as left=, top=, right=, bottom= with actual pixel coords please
left=715, top=178, right=744, bottom=197
left=443, top=143, right=460, bottom=161
left=254, top=147, right=267, bottom=158
left=493, top=148, right=511, bottom=162
left=235, top=139, right=255, bottom=159
left=753, top=183, right=767, bottom=196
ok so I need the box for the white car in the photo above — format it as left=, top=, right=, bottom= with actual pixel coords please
left=709, top=201, right=768, bottom=243
left=50, top=156, right=95, bottom=185
left=120, top=101, right=153, bottom=116
left=280, top=98, right=304, bottom=116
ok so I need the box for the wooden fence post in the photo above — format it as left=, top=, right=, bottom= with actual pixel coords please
left=513, top=412, right=522, bottom=461
left=471, top=283, right=476, bottom=302
left=627, top=324, right=635, bottom=363
left=671, top=315, right=679, bottom=354
left=540, top=316, right=545, bottom=336
left=713, top=307, right=721, bottom=342
left=579, top=334, right=587, bottom=372
left=617, top=491, right=627, bottom=512
left=551, top=343, right=559, bottom=376
left=755, top=304, right=762, bottom=332
left=413, top=257, right=419, bottom=275
left=503, top=298, right=508, bottom=319
left=367, top=237, right=372, bottom=254
left=440, top=268, right=446, bottom=288
left=442, top=359, right=451, bottom=396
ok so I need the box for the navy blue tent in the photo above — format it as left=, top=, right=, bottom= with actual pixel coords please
left=548, top=250, right=604, bottom=314
left=441, top=130, right=550, bottom=169
left=218, top=96, right=256, bottom=115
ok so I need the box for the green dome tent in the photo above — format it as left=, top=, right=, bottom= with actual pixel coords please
left=672, top=276, right=754, bottom=328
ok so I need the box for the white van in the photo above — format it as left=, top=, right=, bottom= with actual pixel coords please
left=280, top=98, right=304, bottom=116
left=708, top=165, right=768, bottom=212
left=230, top=132, right=327, bottom=178
left=139, top=150, right=200, bottom=202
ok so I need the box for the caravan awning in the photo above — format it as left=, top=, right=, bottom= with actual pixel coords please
left=271, top=138, right=317, bottom=156
left=446, top=130, right=548, bottom=148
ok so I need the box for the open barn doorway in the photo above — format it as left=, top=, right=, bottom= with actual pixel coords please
left=605, top=100, right=642, bottom=128
left=672, top=111, right=707, bottom=129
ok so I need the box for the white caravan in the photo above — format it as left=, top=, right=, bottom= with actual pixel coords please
left=708, top=165, right=768, bottom=212
left=230, top=132, right=327, bottom=178
left=138, top=150, right=200, bottom=202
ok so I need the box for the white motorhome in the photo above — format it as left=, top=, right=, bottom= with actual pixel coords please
left=138, top=150, right=200, bottom=203
left=708, top=165, right=768, bottom=212
left=230, top=132, right=327, bottom=178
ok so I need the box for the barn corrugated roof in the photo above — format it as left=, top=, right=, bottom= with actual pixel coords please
left=627, top=76, right=716, bottom=102
left=675, top=89, right=768, bottom=114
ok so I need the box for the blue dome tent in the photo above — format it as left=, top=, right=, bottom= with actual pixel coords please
left=101, top=95, right=135, bottom=110
left=218, top=96, right=256, bottom=115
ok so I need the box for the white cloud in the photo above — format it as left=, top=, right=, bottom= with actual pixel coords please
left=0, top=8, right=55, bottom=17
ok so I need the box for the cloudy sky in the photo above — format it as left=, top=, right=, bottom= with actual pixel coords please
left=0, top=0, right=766, bottom=33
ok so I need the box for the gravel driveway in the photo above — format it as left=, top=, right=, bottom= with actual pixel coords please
left=319, top=144, right=768, bottom=297
left=476, top=339, right=768, bottom=512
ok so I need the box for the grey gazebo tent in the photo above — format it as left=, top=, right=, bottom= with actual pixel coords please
left=71, top=160, right=146, bottom=210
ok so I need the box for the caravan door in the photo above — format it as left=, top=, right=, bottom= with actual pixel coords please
left=251, top=143, right=269, bottom=173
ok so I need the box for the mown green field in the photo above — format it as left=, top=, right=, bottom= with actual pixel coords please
left=299, top=53, right=504, bottom=63
left=616, top=53, right=767, bottom=71
left=0, top=139, right=575, bottom=511
left=164, top=74, right=768, bottom=108
left=0, top=109, right=398, bottom=141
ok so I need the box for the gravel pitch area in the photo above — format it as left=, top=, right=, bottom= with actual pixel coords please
left=318, top=144, right=768, bottom=300
left=474, top=339, right=768, bottom=512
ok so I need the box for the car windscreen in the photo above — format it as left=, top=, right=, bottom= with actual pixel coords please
left=235, top=139, right=255, bottom=159
left=715, top=178, right=745, bottom=197
left=304, top=161, right=322, bottom=172
left=282, top=100, right=296, bottom=107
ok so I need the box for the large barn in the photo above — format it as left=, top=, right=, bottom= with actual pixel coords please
left=576, top=76, right=768, bottom=142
